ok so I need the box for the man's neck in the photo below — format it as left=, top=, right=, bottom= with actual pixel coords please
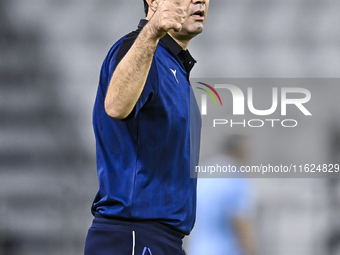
left=167, top=33, right=190, bottom=50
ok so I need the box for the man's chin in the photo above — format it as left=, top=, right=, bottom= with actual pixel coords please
left=180, top=24, right=205, bottom=37
left=188, top=22, right=205, bottom=34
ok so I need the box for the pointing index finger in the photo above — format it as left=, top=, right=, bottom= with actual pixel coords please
left=168, top=0, right=192, bottom=10
left=183, top=0, right=192, bottom=10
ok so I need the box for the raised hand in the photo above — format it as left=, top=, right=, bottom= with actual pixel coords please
left=147, top=0, right=192, bottom=39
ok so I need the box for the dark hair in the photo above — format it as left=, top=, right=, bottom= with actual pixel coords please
left=143, top=0, right=149, bottom=16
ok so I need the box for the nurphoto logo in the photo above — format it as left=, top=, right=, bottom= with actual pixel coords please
left=195, top=81, right=312, bottom=128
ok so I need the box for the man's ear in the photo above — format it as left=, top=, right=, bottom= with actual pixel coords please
left=146, top=0, right=158, bottom=13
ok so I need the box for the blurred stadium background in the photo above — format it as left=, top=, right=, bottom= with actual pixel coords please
left=0, top=0, right=340, bottom=254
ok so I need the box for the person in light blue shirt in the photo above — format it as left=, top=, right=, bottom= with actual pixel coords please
left=188, top=135, right=257, bottom=255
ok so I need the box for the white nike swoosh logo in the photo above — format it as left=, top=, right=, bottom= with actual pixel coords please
left=170, top=68, right=179, bottom=84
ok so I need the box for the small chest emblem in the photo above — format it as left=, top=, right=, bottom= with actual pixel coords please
left=170, top=68, right=179, bottom=84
